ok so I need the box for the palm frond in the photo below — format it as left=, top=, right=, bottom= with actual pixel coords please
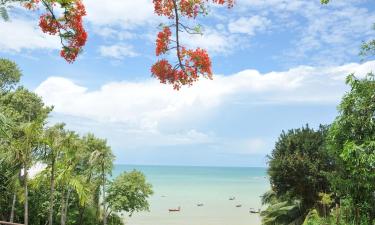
left=0, top=6, right=9, bottom=21
left=261, top=199, right=305, bottom=225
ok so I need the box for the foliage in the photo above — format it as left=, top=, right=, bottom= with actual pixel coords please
left=360, top=24, right=375, bottom=57
left=106, top=171, right=153, bottom=217
left=1, top=0, right=236, bottom=89
left=0, top=58, right=21, bottom=92
left=261, top=191, right=305, bottom=225
left=268, top=125, right=332, bottom=209
left=262, top=73, right=375, bottom=225
left=0, top=59, right=153, bottom=225
left=327, top=73, right=375, bottom=225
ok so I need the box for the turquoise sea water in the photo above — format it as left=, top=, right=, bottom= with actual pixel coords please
left=112, top=165, right=269, bottom=225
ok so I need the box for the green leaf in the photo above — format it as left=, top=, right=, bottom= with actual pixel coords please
left=0, top=6, right=9, bottom=21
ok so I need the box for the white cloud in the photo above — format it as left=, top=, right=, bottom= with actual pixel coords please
left=99, top=44, right=138, bottom=59
left=228, top=16, right=270, bottom=35
left=35, top=60, right=375, bottom=132
left=0, top=18, right=60, bottom=52
left=83, top=0, right=155, bottom=28
left=182, top=29, right=237, bottom=54
left=34, top=60, right=374, bottom=160
left=235, top=0, right=375, bottom=65
left=92, top=26, right=136, bottom=40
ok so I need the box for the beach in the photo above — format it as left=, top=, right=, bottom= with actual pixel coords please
left=112, top=165, right=269, bottom=225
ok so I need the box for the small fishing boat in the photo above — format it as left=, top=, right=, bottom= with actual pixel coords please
left=229, top=197, right=235, bottom=200
left=235, top=204, right=242, bottom=207
left=197, top=203, right=204, bottom=207
left=169, top=206, right=181, bottom=212
left=249, top=208, right=260, bottom=213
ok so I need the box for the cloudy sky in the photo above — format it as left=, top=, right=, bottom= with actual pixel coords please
left=1, top=0, right=374, bottom=167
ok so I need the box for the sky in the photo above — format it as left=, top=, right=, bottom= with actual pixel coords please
left=1, top=0, right=375, bottom=167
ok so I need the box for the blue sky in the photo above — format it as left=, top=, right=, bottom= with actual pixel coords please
left=1, top=0, right=375, bottom=167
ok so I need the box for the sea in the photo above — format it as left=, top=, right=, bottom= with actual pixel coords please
left=112, top=165, right=269, bottom=225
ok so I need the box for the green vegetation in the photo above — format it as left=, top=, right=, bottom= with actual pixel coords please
left=0, top=58, right=153, bottom=225
left=261, top=74, right=375, bottom=225
left=106, top=171, right=153, bottom=217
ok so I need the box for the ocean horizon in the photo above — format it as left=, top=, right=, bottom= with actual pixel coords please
left=112, top=164, right=270, bottom=225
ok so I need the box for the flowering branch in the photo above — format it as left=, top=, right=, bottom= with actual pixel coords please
left=24, top=0, right=87, bottom=63
left=151, top=0, right=234, bottom=90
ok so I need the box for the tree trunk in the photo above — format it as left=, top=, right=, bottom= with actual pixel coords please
left=335, top=203, right=340, bottom=225
left=79, top=171, right=92, bottom=224
left=78, top=205, right=86, bottom=225
left=9, top=193, right=16, bottom=222
left=60, top=189, right=71, bottom=225
left=48, top=159, right=55, bottom=225
left=102, top=164, right=107, bottom=225
left=24, top=166, right=28, bottom=225
left=355, top=206, right=360, bottom=225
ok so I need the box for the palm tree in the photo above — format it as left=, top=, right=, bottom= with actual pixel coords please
left=0, top=149, right=21, bottom=223
left=87, top=134, right=114, bottom=225
left=42, top=123, right=67, bottom=225
left=12, top=120, right=44, bottom=225
left=56, top=131, right=90, bottom=225
left=261, top=190, right=306, bottom=225
left=31, top=131, right=91, bottom=225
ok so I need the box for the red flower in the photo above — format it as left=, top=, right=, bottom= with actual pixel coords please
left=156, top=27, right=172, bottom=56
left=25, top=0, right=87, bottom=63
left=152, top=0, right=234, bottom=90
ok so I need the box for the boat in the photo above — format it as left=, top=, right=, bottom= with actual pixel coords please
left=169, top=206, right=181, bottom=212
left=229, top=197, right=235, bottom=200
left=235, top=204, right=242, bottom=207
left=249, top=208, right=260, bottom=213
left=197, top=203, right=204, bottom=207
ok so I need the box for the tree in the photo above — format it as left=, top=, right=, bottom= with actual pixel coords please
left=268, top=125, right=332, bottom=209
left=106, top=171, right=153, bottom=217
left=56, top=131, right=91, bottom=225
left=262, top=125, right=333, bottom=224
left=0, top=87, right=51, bottom=225
left=1, top=0, right=234, bottom=89
left=360, top=24, right=375, bottom=57
left=85, top=134, right=114, bottom=225
left=14, top=120, right=44, bottom=225
left=261, top=190, right=305, bottom=225
left=0, top=0, right=87, bottom=63
left=327, top=73, right=375, bottom=225
left=0, top=58, right=21, bottom=92
left=41, top=123, right=69, bottom=225
left=151, top=0, right=234, bottom=89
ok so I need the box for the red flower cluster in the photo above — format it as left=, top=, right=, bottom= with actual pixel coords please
left=156, top=27, right=172, bottom=56
left=182, top=48, right=212, bottom=79
left=212, top=0, right=234, bottom=7
left=26, top=0, right=87, bottom=63
left=152, top=0, right=233, bottom=90
left=153, top=0, right=234, bottom=18
left=179, top=0, right=203, bottom=18
left=151, top=47, right=212, bottom=90
left=59, top=0, right=87, bottom=63
left=24, top=0, right=40, bottom=10
left=153, top=0, right=175, bottom=18
left=39, top=14, right=60, bottom=35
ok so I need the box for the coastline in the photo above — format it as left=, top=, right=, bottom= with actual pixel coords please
left=113, top=165, right=269, bottom=225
